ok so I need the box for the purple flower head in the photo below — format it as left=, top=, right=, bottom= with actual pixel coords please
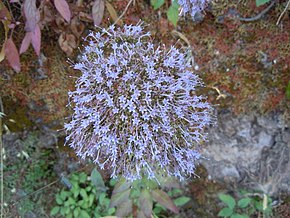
left=177, top=0, right=210, bottom=20
left=65, top=23, right=214, bottom=181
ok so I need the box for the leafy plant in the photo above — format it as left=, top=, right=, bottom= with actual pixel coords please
left=110, top=175, right=190, bottom=217
left=51, top=169, right=115, bottom=218
left=217, top=191, right=273, bottom=218
left=151, top=0, right=180, bottom=26
left=3, top=132, right=56, bottom=217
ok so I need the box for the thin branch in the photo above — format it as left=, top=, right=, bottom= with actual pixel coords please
left=112, top=0, right=134, bottom=26
left=239, top=0, right=276, bottom=22
left=0, top=97, right=4, bottom=218
left=276, top=0, right=290, bottom=25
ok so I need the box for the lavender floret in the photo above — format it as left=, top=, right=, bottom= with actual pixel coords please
left=178, top=0, right=210, bottom=20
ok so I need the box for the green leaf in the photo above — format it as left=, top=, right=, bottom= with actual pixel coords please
left=174, top=196, right=191, bottom=207
left=139, top=189, right=153, bottom=218
left=91, top=168, right=107, bottom=192
left=153, top=204, right=165, bottom=214
left=286, top=82, right=290, bottom=99
left=151, top=0, right=165, bottom=10
left=80, top=189, right=88, bottom=199
left=98, top=192, right=106, bottom=202
left=67, top=197, right=76, bottom=205
left=108, top=207, right=115, bottom=215
left=167, top=0, right=179, bottom=26
left=78, top=172, right=87, bottom=183
left=130, top=188, right=141, bottom=199
left=88, top=193, right=95, bottom=207
left=110, top=188, right=131, bottom=208
left=109, top=178, right=117, bottom=187
left=73, top=207, right=81, bottom=217
left=152, top=189, right=179, bottom=214
left=255, top=0, right=270, bottom=7
left=231, top=214, right=249, bottom=218
left=218, top=194, right=236, bottom=209
left=237, top=198, right=251, bottom=208
left=218, top=207, right=233, bottom=217
left=50, top=206, right=60, bottom=216
left=102, top=198, right=110, bottom=209
left=60, top=190, right=68, bottom=200
left=56, top=195, right=63, bottom=205
left=80, top=209, right=91, bottom=218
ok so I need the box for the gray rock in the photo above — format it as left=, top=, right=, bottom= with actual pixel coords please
left=201, top=110, right=290, bottom=196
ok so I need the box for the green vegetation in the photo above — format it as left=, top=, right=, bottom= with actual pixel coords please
left=4, top=133, right=56, bottom=217
left=218, top=191, right=273, bottom=218
left=51, top=170, right=115, bottom=218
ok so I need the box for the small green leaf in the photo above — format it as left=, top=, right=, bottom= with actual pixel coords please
left=91, top=168, right=107, bottom=191
left=73, top=207, right=81, bottom=217
left=237, top=198, right=251, bottom=208
left=218, top=207, right=233, bottom=217
left=174, top=196, right=191, bottom=207
left=151, top=0, right=165, bottom=10
left=108, top=207, right=115, bottom=215
left=102, top=198, right=110, bottom=208
left=60, top=190, right=68, bottom=200
left=79, top=172, right=87, bottom=183
left=88, top=193, right=95, bottom=206
left=152, top=189, right=179, bottom=214
left=50, top=206, right=60, bottom=216
left=98, top=192, right=106, bottom=202
left=130, top=188, right=141, bottom=199
left=218, top=194, right=236, bottom=209
left=109, top=178, right=117, bottom=187
left=231, top=214, right=249, bottom=218
left=67, top=197, right=76, bottom=205
left=80, top=209, right=91, bottom=218
left=255, top=0, right=270, bottom=7
left=153, top=204, right=165, bottom=214
left=56, top=195, right=63, bottom=205
left=80, top=189, right=88, bottom=199
left=167, top=0, right=179, bottom=26
left=286, top=82, right=290, bottom=99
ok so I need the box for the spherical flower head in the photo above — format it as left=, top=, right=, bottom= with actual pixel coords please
left=65, top=23, right=214, bottom=181
left=178, top=0, right=210, bottom=20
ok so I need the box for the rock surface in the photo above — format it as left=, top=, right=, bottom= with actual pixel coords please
left=201, top=110, right=290, bottom=196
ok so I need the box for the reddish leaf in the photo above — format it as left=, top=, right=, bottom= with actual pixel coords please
left=23, top=0, right=40, bottom=31
left=112, top=177, right=131, bottom=196
left=53, top=0, right=71, bottom=22
left=92, top=0, right=104, bottom=26
left=137, top=210, right=146, bottom=218
left=116, top=200, right=133, bottom=217
left=20, top=32, right=32, bottom=54
left=152, top=189, right=179, bottom=214
left=5, top=38, right=20, bottom=72
left=31, top=24, right=41, bottom=56
left=110, top=189, right=130, bottom=208
left=139, top=189, right=153, bottom=218
left=70, top=16, right=84, bottom=37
